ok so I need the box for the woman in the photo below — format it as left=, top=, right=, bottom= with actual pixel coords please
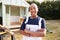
left=20, top=3, right=46, bottom=40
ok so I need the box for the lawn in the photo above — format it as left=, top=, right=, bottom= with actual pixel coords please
left=3, top=20, right=60, bottom=40
left=43, top=20, right=60, bottom=40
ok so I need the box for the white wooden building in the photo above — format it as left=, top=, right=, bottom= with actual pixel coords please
left=0, top=0, right=30, bottom=28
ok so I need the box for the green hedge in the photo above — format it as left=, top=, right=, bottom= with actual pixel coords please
left=27, top=1, right=60, bottom=20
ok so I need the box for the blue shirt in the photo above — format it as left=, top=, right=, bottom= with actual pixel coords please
left=20, top=17, right=46, bottom=30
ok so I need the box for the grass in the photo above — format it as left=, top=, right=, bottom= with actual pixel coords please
left=43, top=20, right=60, bottom=40
left=18, top=20, right=60, bottom=40
left=3, top=20, right=60, bottom=40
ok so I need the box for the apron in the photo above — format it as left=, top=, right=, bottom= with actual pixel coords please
left=22, top=17, right=42, bottom=40
left=22, top=24, right=42, bottom=40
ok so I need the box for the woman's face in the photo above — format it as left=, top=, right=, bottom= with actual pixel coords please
left=30, top=4, right=38, bottom=17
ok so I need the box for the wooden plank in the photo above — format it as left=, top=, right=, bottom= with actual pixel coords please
left=0, top=32, right=7, bottom=35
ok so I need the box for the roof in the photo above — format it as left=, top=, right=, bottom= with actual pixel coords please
left=1, top=0, right=30, bottom=7
left=0, top=0, right=2, bottom=3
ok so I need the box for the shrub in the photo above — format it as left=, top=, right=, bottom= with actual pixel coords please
left=27, top=1, right=60, bottom=20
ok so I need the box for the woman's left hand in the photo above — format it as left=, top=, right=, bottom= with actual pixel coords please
left=24, top=29, right=30, bottom=33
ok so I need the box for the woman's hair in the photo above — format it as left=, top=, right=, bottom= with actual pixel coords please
left=29, top=3, right=38, bottom=12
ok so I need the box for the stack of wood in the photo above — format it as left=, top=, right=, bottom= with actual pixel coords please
left=0, top=25, right=16, bottom=40
left=0, top=25, right=14, bottom=35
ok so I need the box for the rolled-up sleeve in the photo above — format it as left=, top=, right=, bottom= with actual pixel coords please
left=20, top=18, right=26, bottom=30
left=41, top=18, right=46, bottom=28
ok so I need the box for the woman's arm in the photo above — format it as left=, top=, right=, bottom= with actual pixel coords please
left=20, top=30, right=30, bottom=36
left=24, top=28, right=46, bottom=37
left=20, top=18, right=30, bottom=36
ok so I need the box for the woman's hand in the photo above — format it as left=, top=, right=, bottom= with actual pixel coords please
left=24, top=29, right=30, bottom=33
